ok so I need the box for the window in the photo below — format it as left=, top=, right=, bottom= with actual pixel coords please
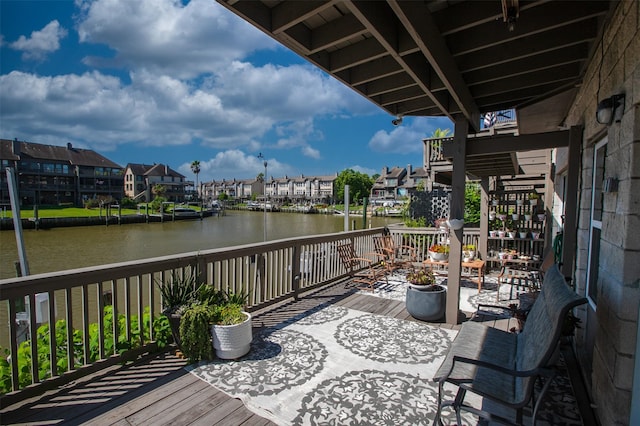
left=586, top=138, right=606, bottom=308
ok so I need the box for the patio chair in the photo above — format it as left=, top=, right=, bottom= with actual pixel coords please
left=336, top=242, right=388, bottom=291
left=373, top=234, right=417, bottom=271
left=497, top=249, right=555, bottom=302
left=433, top=264, right=587, bottom=425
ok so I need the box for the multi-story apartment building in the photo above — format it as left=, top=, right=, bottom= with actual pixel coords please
left=371, top=165, right=434, bottom=202
left=0, top=138, right=124, bottom=207
left=203, top=173, right=338, bottom=204
left=371, top=166, right=407, bottom=200
left=124, top=163, right=190, bottom=203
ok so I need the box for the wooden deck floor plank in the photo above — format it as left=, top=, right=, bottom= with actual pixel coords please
left=123, top=376, right=212, bottom=425
left=0, top=278, right=590, bottom=426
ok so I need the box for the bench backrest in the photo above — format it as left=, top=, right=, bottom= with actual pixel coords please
left=515, top=264, right=587, bottom=400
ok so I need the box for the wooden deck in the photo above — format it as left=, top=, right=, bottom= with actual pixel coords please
left=0, top=279, right=583, bottom=425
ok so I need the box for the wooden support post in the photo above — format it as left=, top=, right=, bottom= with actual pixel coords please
left=446, top=117, right=468, bottom=325
left=562, top=125, right=582, bottom=277
left=479, top=177, right=490, bottom=262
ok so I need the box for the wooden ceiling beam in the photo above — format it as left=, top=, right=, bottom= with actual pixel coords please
left=447, top=1, right=609, bottom=56
left=272, top=1, right=337, bottom=35
left=389, top=0, right=480, bottom=131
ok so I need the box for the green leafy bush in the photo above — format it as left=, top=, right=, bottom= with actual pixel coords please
left=0, top=306, right=170, bottom=394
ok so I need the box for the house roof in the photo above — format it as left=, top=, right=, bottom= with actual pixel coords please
left=217, top=1, right=611, bottom=135
left=1, top=139, right=122, bottom=169
left=126, top=163, right=185, bottom=178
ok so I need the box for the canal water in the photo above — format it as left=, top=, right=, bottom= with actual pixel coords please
left=0, top=211, right=399, bottom=279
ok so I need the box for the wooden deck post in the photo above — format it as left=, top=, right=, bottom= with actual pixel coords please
left=446, top=117, right=468, bottom=324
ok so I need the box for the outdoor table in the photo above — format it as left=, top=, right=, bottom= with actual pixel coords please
left=422, top=259, right=485, bottom=292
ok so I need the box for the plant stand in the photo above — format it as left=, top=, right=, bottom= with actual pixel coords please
left=405, top=284, right=446, bottom=321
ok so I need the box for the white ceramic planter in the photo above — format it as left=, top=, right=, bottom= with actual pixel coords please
left=429, top=251, right=449, bottom=262
left=211, top=312, right=253, bottom=359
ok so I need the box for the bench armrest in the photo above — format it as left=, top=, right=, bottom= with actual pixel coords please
left=436, top=355, right=555, bottom=383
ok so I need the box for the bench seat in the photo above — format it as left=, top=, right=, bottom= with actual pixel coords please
left=432, top=264, right=587, bottom=425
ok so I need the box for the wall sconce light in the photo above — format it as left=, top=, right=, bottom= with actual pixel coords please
left=596, top=94, right=625, bottom=125
left=603, top=177, right=619, bottom=193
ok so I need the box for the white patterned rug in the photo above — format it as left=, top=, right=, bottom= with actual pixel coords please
left=186, top=306, right=482, bottom=425
left=364, top=269, right=528, bottom=315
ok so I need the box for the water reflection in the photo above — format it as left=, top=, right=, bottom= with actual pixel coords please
left=0, top=211, right=398, bottom=279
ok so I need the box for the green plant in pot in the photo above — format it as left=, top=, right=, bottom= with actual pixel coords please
left=179, top=303, right=214, bottom=362
left=210, top=290, right=252, bottom=360
left=156, top=267, right=201, bottom=349
left=405, top=268, right=446, bottom=321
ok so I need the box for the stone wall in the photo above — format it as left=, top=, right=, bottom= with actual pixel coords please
left=560, top=2, right=639, bottom=424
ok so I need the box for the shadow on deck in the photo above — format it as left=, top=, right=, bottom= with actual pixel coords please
left=0, top=278, right=595, bottom=425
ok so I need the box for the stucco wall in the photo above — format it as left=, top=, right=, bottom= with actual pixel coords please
left=559, top=1, right=639, bottom=424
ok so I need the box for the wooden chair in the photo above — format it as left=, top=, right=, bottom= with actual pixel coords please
left=336, top=243, right=388, bottom=291
left=373, top=234, right=417, bottom=271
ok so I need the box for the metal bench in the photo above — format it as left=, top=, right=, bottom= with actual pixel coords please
left=432, top=264, right=587, bottom=425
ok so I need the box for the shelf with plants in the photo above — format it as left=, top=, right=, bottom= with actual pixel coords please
left=487, top=189, right=545, bottom=268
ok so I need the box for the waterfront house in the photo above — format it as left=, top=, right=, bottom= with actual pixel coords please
left=0, top=138, right=124, bottom=207
left=124, top=163, right=190, bottom=203
left=217, top=1, right=639, bottom=424
left=371, top=166, right=407, bottom=200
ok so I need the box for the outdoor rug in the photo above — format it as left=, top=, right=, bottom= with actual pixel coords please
left=186, top=305, right=481, bottom=425
left=362, top=269, right=529, bottom=315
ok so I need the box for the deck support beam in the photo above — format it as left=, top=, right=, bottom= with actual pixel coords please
left=446, top=116, right=468, bottom=325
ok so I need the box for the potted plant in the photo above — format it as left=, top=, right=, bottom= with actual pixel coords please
left=156, top=267, right=201, bottom=350
left=509, top=208, right=519, bottom=220
left=209, top=290, right=252, bottom=360
left=428, top=244, right=449, bottom=261
left=405, top=268, right=446, bottom=321
left=178, top=287, right=253, bottom=362
left=462, top=244, right=476, bottom=262
left=529, top=192, right=539, bottom=206
left=179, top=303, right=215, bottom=362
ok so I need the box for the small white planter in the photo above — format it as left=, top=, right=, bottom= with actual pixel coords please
left=489, top=230, right=497, bottom=237
left=211, top=312, right=253, bottom=359
left=429, top=251, right=449, bottom=262
left=519, top=231, right=528, bottom=239
left=497, top=230, right=506, bottom=238
left=524, top=214, right=532, bottom=221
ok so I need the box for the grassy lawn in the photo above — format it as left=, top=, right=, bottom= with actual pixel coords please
left=1, top=206, right=140, bottom=219
left=0, top=204, right=207, bottom=219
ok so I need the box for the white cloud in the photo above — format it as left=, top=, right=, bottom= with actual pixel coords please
left=76, top=0, right=277, bottom=79
left=178, top=149, right=293, bottom=181
left=9, top=20, right=67, bottom=61
left=368, top=116, right=453, bottom=154
left=350, top=165, right=378, bottom=176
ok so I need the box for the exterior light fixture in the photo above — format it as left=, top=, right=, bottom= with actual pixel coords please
left=596, top=94, right=625, bottom=125
left=502, top=0, right=519, bottom=32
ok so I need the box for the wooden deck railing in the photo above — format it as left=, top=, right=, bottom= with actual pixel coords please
left=0, top=225, right=484, bottom=405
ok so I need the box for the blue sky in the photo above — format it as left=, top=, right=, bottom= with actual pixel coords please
left=0, top=0, right=453, bottom=182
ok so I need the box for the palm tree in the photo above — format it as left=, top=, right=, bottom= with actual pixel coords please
left=430, top=128, right=451, bottom=138
left=191, top=160, right=201, bottom=200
